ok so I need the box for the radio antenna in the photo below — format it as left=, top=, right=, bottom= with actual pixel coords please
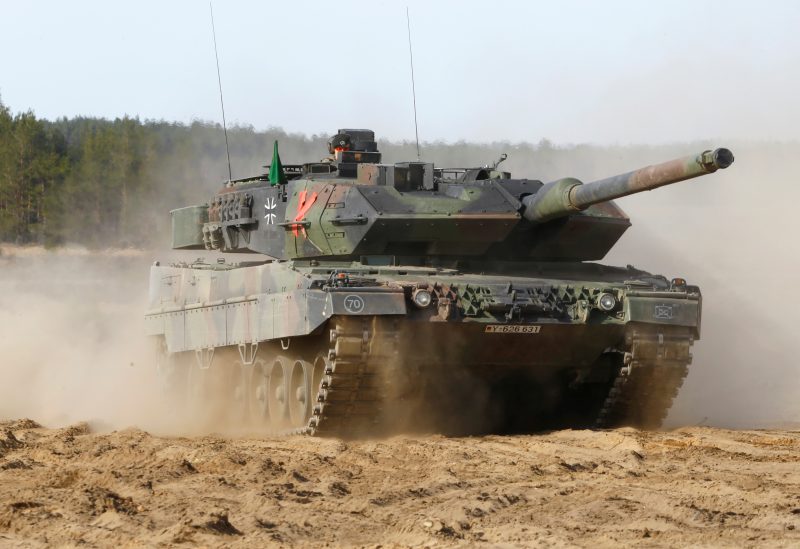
left=406, top=7, right=421, bottom=161
left=209, top=2, right=232, bottom=182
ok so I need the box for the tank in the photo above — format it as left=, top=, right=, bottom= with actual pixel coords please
left=147, top=129, right=734, bottom=436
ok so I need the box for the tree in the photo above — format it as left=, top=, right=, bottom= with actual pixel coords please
left=0, top=99, right=66, bottom=244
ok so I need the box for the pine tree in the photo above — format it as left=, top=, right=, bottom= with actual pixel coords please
left=0, top=99, right=66, bottom=244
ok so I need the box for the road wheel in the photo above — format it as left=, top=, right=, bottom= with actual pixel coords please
left=267, top=358, right=288, bottom=429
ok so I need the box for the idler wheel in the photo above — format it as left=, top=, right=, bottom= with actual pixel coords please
left=185, top=360, right=208, bottom=418
left=155, top=338, right=190, bottom=412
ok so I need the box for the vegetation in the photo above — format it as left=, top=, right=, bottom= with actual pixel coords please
left=0, top=98, right=322, bottom=247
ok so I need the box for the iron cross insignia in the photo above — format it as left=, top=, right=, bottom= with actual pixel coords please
left=264, top=197, right=277, bottom=224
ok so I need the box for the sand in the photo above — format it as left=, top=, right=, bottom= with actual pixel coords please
left=1, top=420, right=799, bottom=548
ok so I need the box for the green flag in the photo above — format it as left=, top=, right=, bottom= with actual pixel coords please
left=268, top=140, right=287, bottom=185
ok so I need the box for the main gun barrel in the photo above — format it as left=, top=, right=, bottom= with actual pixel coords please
left=521, top=148, right=734, bottom=224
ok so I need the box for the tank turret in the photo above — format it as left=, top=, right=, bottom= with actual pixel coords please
left=169, top=133, right=734, bottom=263
left=521, top=148, right=734, bottom=224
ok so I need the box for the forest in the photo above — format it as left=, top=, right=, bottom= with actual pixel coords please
left=0, top=98, right=327, bottom=248
left=0, top=97, right=770, bottom=249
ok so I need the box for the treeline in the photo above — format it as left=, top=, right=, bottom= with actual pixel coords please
left=0, top=97, right=763, bottom=249
left=0, top=99, right=328, bottom=247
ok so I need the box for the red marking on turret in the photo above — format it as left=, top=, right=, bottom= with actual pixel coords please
left=292, top=190, right=318, bottom=237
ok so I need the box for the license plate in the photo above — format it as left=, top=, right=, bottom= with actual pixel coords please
left=484, top=324, right=541, bottom=334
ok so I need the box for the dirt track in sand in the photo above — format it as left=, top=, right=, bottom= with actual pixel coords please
left=1, top=421, right=799, bottom=548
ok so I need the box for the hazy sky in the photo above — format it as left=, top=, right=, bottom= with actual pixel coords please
left=1, top=0, right=798, bottom=144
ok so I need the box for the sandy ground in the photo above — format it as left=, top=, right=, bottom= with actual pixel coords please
left=1, top=420, right=799, bottom=548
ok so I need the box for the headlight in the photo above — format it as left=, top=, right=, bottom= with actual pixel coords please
left=412, top=289, right=433, bottom=308
left=597, top=293, right=616, bottom=311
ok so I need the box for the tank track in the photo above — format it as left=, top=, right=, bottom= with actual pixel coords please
left=595, top=330, right=693, bottom=429
left=163, top=319, right=690, bottom=436
left=305, top=316, right=399, bottom=437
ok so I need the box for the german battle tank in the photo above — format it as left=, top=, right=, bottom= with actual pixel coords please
left=146, top=129, right=734, bottom=435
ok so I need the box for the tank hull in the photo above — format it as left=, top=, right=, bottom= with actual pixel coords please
left=146, top=259, right=699, bottom=435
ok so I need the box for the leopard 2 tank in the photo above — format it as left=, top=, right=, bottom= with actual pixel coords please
left=146, top=129, right=734, bottom=435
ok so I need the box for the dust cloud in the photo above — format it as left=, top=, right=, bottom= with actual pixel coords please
left=0, top=247, right=168, bottom=432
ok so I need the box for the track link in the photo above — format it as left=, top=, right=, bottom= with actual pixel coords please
left=596, top=330, right=693, bottom=429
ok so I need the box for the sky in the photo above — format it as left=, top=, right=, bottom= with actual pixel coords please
left=1, top=0, right=799, bottom=144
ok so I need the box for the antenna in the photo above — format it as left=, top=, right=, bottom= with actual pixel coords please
left=406, top=7, right=421, bottom=161
left=209, top=2, right=232, bottom=182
